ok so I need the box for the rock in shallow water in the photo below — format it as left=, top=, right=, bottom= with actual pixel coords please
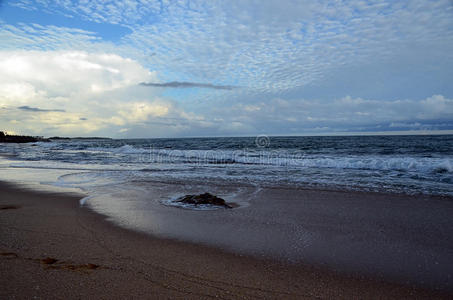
left=176, top=193, right=232, bottom=208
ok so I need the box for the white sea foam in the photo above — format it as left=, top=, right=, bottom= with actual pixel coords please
left=141, top=150, right=453, bottom=174
left=30, top=141, right=59, bottom=148
left=435, top=159, right=453, bottom=173
left=112, top=145, right=148, bottom=154
left=79, top=195, right=94, bottom=206
left=288, top=156, right=453, bottom=173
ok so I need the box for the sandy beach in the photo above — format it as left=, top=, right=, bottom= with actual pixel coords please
left=1, top=181, right=451, bottom=299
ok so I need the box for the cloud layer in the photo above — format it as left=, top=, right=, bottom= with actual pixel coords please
left=139, top=81, right=237, bottom=90
left=18, top=106, right=65, bottom=112
left=0, top=1, right=452, bottom=137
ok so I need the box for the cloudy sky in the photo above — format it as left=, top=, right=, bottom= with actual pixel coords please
left=0, top=0, right=452, bottom=137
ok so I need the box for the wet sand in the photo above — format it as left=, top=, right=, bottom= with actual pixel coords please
left=0, top=181, right=451, bottom=299
left=83, top=179, right=453, bottom=291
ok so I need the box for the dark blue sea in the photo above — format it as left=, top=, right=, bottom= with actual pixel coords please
left=1, top=134, right=452, bottom=196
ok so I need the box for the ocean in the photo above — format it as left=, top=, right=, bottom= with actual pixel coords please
left=1, top=134, right=452, bottom=197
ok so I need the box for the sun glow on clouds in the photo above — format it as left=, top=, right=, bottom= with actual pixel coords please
left=0, top=50, right=185, bottom=135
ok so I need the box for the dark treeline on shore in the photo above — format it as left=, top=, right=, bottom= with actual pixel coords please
left=0, top=131, right=111, bottom=143
left=0, top=131, right=48, bottom=143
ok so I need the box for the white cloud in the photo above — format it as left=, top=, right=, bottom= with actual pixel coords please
left=0, top=22, right=99, bottom=50
left=118, top=101, right=171, bottom=123
left=0, top=50, right=201, bottom=136
left=120, top=0, right=453, bottom=98
left=0, top=50, right=154, bottom=105
left=10, top=0, right=162, bottom=26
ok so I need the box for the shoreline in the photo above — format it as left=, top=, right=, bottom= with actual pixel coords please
left=1, top=181, right=452, bottom=299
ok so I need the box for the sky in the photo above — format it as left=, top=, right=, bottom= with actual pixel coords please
left=0, top=0, right=452, bottom=138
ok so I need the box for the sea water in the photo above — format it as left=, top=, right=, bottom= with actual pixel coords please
left=1, top=135, right=452, bottom=196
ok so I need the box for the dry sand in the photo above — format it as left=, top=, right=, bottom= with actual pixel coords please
left=0, top=181, right=451, bottom=299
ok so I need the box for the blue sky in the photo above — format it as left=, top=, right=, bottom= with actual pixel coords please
left=0, top=0, right=452, bottom=137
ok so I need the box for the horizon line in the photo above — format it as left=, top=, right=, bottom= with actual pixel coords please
left=6, top=129, right=452, bottom=139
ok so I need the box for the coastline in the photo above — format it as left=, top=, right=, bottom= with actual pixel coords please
left=1, top=181, right=451, bottom=299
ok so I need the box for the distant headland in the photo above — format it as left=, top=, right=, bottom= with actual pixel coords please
left=0, top=131, right=110, bottom=143
left=0, top=131, right=48, bottom=143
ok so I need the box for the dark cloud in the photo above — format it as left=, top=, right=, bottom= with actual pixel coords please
left=79, top=117, right=87, bottom=120
left=139, top=81, right=237, bottom=90
left=18, top=106, right=65, bottom=112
